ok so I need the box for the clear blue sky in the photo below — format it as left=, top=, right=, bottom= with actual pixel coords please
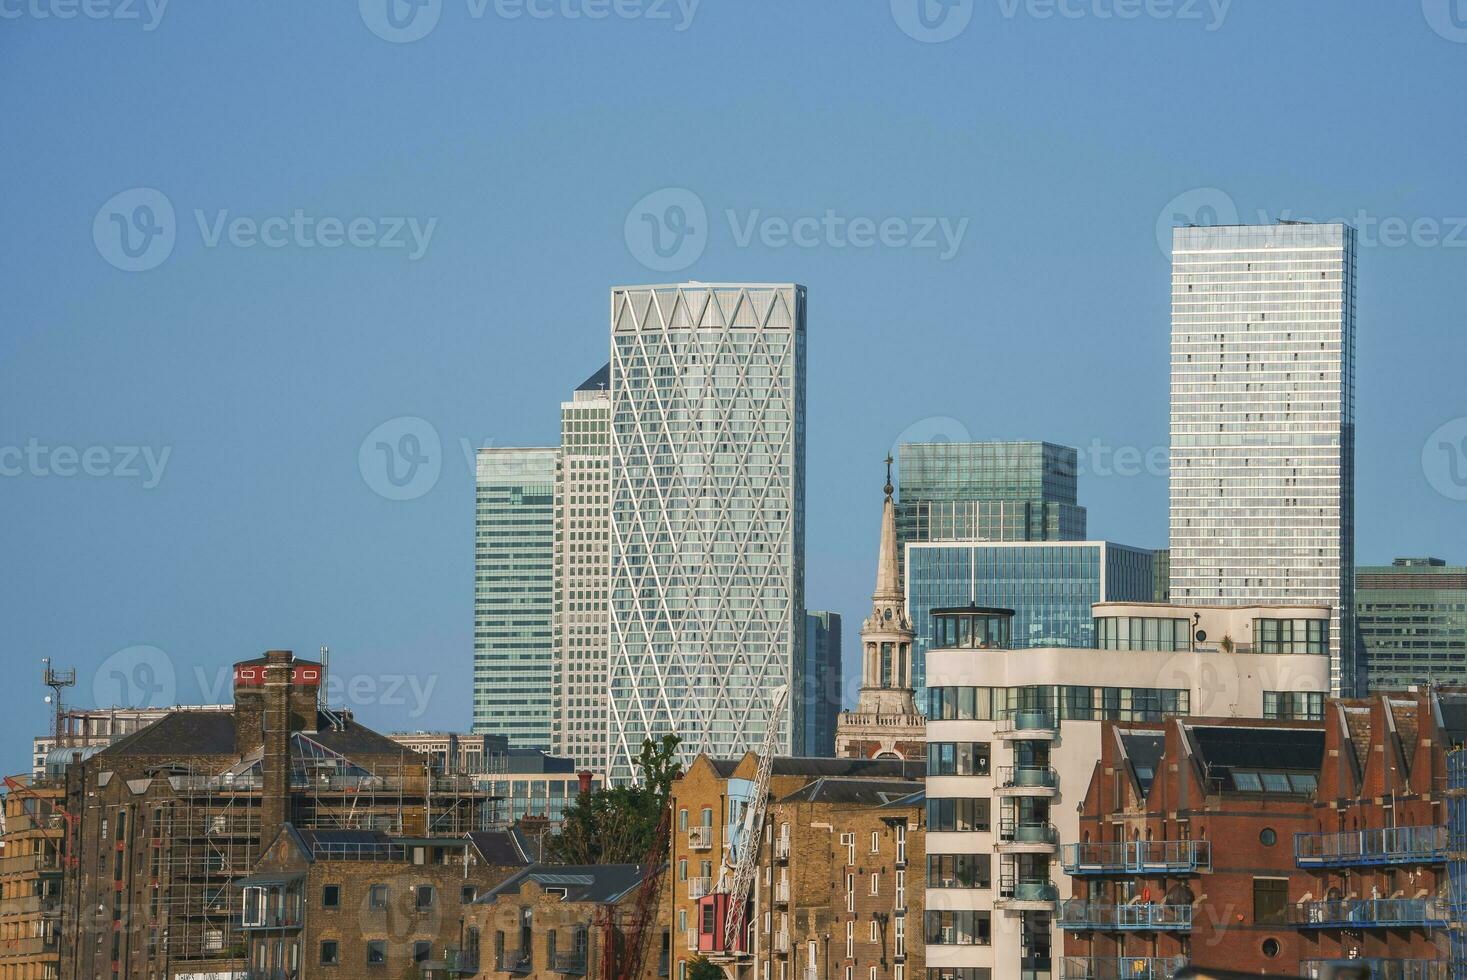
left=3, top=1, right=1465, bottom=777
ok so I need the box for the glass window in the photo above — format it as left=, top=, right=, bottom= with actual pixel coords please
left=1253, top=878, right=1288, bottom=925
left=322, top=885, right=340, bottom=909
left=320, top=941, right=339, bottom=966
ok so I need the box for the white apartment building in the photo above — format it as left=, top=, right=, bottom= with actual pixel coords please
left=923, top=601, right=1331, bottom=980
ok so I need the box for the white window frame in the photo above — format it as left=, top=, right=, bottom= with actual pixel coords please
left=869, top=920, right=878, bottom=943
left=870, top=830, right=880, bottom=854
left=870, top=872, right=880, bottom=896
left=845, top=921, right=853, bottom=958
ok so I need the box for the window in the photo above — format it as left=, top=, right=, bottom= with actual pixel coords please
left=322, top=885, right=340, bottom=909
left=366, top=941, right=386, bottom=965
left=869, top=921, right=878, bottom=943
left=1263, top=691, right=1324, bottom=721
left=927, top=853, right=991, bottom=889
left=1253, top=878, right=1288, bottom=925
left=462, top=884, right=477, bottom=904
left=1259, top=828, right=1277, bottom=847
left=895, top=823, right=906, bottom=864
left=870, top=831, right=880, bottom=854
left=678, top=859, right=687, bottom=881
left=413, top=942, right=431, bottom=963
left=840, top=833, right=856, bottom=865
left=870, top=873, right=880, bottom=896
left=895, top=870, right=905, bottom=908
left=320, top=941, right=339, bottom=965
left=926, top=797, right=991, bottom=832
left=893, top=916, right=904, bottom=957
left=1262, top=938, right=1281, bottom=958
left=368, top=885, right=388, bottom=909
left=845, top=921, right=853, bottom=958
left=678, top=808, right=688, bottom=831
left=846, top=874, right=855, bottom=912
left=923, top=910, right=992, bottom=945
left=701, top=807, right=713, bottom=827
left=926, top=742, right=991, bottom=777
left=416, top=885, right=435, bottom=909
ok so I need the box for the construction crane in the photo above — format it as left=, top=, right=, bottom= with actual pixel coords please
left=719, top=684, right=789, bottom=954
left=599, top=803, right=671, bottom=980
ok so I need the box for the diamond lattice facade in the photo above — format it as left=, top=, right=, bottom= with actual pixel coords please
left=607, top=283, right=806, bottom=782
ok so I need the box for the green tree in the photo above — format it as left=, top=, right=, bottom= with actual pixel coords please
left=546, top=735, right=682, bottom=865
left=686, top=956, right=725, bottom=980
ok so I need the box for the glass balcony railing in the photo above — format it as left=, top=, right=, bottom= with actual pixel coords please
left=1294, top=826, right=1447, bottom=867
left=998, top=765, right=1058, bottom=789
left=1061, top=840, right=1211, bottom=874
left=1299, top=959, right=1449, bottom=980
left=1287, top=898, right=1449, bottom=929
left=1058, top=900, right=1193, bottom=931
left=998, top=876, right=1059, bottom=907
left=999, top=822, right=1059, bottom=847
left=1059, top=955, right=1188, bottom=979
left=996, top=710, right=1058, bottom=736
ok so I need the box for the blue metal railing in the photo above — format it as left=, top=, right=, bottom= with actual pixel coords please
left=1288, top=898, right=1449, bottom=930
left=1294, top=826, right=1447, bottom=867
left=1058, top=900, right=1193, bottom=931
left=1059, top=955, right=1187, bottom=979
left=1061, top=840, right=1211, bottom=874
left=1299, top=959, right=1449, bottom=980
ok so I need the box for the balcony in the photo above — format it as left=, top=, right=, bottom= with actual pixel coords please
left=997, top=822, right=1059, bottom=854
left=1059, top=955, right=1188, bottom=979
left=1287, top=898, right=1449, bottom=930
left=996, top=765, right=1058, bottom=796
left=996, top=710, right=1059, bottom=740
left=495, top=950, right=531, bottom=974
left=1299, top=958, right=1449, bottom=980
left=687, top=826, right=713, bottom=850
left=1061, top=840, right=1210, bottom=875
left=1294, top=826, right=1446, bottom=868
left=688, top=876, right=713, bottom=899
left=775, top=836, right=790, bottom=861
left=996, top=876, right=1059, bottom=911
left=551, top=952, right=587, bottom=974
left=1058, top=900, right=1193, bottom=931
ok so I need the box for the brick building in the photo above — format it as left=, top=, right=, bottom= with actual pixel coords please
left=56, top=650, right=495, bottom=980
left=237, top=826, right=530, bottom=979
left=468, top=863, right=665, bottom=979
left=667, top=753, right=922, bottom=979
left=0, top=775, right=66, bottom=980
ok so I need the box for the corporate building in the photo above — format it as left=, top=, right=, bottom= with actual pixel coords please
left=551, top=365, right=613, bottom=772
left=799, top=610, right=843, bottom=757
left=922, top=601, right=1332, bottom=980
left=473, top=446, right=558, bottom=746
left=1168, top=221, right=1359, bottom=695
left=1357, top=557, right=1467, bottom=690
left=906, top=540, right=1156, bottom=698
left=607, top=283, right=806, bottom=782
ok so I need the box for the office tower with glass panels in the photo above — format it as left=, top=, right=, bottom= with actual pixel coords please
left=607, top=283, right=806, bottom=782
left=1357, top=557, right=1467, bottom=689
left=896, top=441, right=1087, bottom=551
left=473, top=447, right=559, bottom=745
left=798, top=611, right=843, bottom=757
left=1169, top=222, right=1358, bottom=694
left=551, top=365, right=612, bottom=773
left=905, top=541, right=1156, bottom=702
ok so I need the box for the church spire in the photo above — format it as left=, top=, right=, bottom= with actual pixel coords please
left=874, top=456, right=902, bottom=602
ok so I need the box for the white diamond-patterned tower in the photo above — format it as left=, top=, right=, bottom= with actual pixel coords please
left=607, top=283, right=806, bottom=782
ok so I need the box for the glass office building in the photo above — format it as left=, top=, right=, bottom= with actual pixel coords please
left=897, top=441, right=1086, bottom=550
left=473, top=447, right=558, bottom=746
left=905, top=541, right=1155, bottom=699
left=607, top=283, right=806, bottom=783
left=797, top=611, right=842, bottom=757
left=1358, top=557, right=1467, bottom=689
left=1169, top=222, right=1358, bottom=695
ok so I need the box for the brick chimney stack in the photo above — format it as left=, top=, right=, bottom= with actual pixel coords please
left=259, top=650, right=293, bottom=848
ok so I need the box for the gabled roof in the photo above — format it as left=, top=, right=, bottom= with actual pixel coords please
left=776, top=778, right=920, bottom=806
left=769, top=757, right=920, bottom=779
left=576, top=363, right=611, bottom=392
left=95, top=709, right=413, bottom=762
left=476, top=864, right=648, bottom=906
left=1185, top=724, right=1325, bottom=793
left=467, top=829, right=534, bottom=867
left=1118, top=731, right=1166, bottom=796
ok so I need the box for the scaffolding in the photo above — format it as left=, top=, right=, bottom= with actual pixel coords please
left=1448, top=748, right=1467, bottom=975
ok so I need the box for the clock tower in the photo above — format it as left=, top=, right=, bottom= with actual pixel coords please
left=834, top=460, right=926, bottom=760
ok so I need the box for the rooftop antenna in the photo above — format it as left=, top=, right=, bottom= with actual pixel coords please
left=42, top=658, right=77, bottom=744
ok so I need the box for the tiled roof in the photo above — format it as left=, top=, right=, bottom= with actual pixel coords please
left=477, top=864, right=647, bottom=905
left=776, top=778, right=921, bottom=805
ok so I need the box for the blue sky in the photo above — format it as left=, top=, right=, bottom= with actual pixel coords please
left=3, top=0, right=1465, bottom=776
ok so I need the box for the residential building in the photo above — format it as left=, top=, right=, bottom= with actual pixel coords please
left=31, top=705, right=231, bottom=778
left=469, top=863, right=667, bottom=979
left=922, top=602, right=1332, bottom=980
left=474, top=446, right=558, bottom=746
left=667, top=753, right=922, bottom=980
left=552, top=364, right=613, bottom=773
left=1169, top=221, right=1359, bottom=696
left=905, top=540, right=1156, bottom=699
left=1357, top=557, right=1467, bottom=689
left=836, top=472, right=926, bottom=761
left=896, top=441, right=1087, bottom=551
left=0, top=775, right=66, bottom=980
left=800, top=610, right=843, bottom=758
left=237, top=825, right=531, bottom=980
left=608, top=283, right=806, bottom=781
left=387, top=731, right=508, bottom=774
left=55, top=650, right=494, bottom=980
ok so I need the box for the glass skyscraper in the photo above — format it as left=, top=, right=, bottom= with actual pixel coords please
left=905, top=541, right=1155, bottom=700
left=1169, top=221, right=1358, bottom=695
left=607, top=283, right=806, bottom=782
left=798, top=611, right=842, bottom=757
left=1358, top=557, right=1467, bottom=689
left=550, top=366, right=611, bottom=773
left=896, top=441, right=1086, bottom=550
left=473, top=446, right=558, bottom=746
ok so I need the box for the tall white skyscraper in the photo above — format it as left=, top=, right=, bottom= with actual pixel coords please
left=551, top=365, right=612, bottom=773
left=607, top=283, right=806, bottom=782
left=1169, top=222, right=1358, bottom=694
